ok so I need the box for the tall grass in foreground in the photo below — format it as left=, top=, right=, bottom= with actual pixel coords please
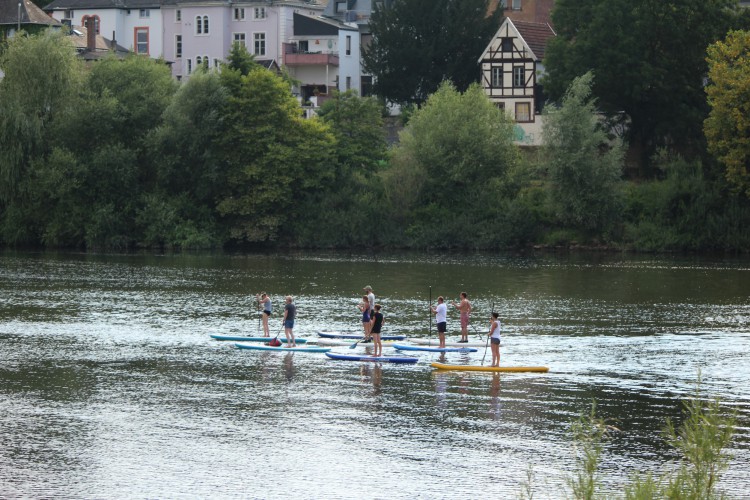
left=520, top=381, right=737, bottom=499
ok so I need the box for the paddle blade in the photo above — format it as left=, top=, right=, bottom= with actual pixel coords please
left=349, top=341, right=359, bottom=349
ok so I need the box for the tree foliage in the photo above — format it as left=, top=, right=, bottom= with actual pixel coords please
left=542, top=72, right=624, bottom=234
left=705, top=30, right=750, bottom=197
left=543, top=0, right=737, bottom=172
left=363, top=0, right=501, bottom=106
left=216, top=66, right=335, bottom=243
left=0, top=30, right=83, bottom=202
left=385, top=82, right=519, bottom=246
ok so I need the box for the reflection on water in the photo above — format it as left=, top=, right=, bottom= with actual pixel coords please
left=1, top=251, right=749, bottom=498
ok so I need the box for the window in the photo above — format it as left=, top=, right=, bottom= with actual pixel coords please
left=196, top=15, right=209, bottom=35
left=512, top=0, right=522, bottom=10
left=501, top=38, right=513, bottom=52
left=346, top=76, right=351, bottom=90
left=491, top=67, right=503, bottom=88
left=496, top=102, right=506, bottom=111
left=513, top=66, right=525, bottom=87
left=175, top=34, right=182, bottom=58
left=214, top=59, right=220, bottom=68
left=254, top=7, right=266, bottom=19
left=335, top=1, right=347, bottom=13
left=254, top=32, right=266, bottom=56
left=299, top=40, right=309, bottom=52
left=516, top=102, right=531, bottom=122
left=187, top=58, right=192, bottom=74
left=234, top=8, right=245, bottom=20
left=196, top=55, right=208, bottom=69
left=65, top=9, right=74, bottom=18
left=139, top=9, right=150, bottom=18
left=345, top=35, right=351, bottom=55
left=498, top=0, right=507, bottom=8
left=233, top=32, right=246, bottom=47
left=361, top=75, right=373, bottom=97
left=176, top=10, right=181, bottom=21
left=135, top=27, right=149, bottom=54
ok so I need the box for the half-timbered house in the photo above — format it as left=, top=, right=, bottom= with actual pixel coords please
left=478, top=17, right=555, bottom=145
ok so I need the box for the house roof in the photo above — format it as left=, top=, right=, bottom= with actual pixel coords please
left=44, top=0, right=160, bottom=11
left=512, top=20, right=555, bottom=59
left=1, top=0, right=61, bottom=26
left=67, top=24, right=130, bottom=58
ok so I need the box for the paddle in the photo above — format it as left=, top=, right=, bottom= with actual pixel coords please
left=429, top=286, right=433, bottom=345
left=349, top=337, right=366, bottom=349
left=482, top=301, right=495, bottom=366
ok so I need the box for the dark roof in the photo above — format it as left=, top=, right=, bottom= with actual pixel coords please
left=1, top=0, right=61, bottom=25
left=256, top=58, right=280, bottom=72
left=513, top=20, right=555, bottom=59
left=44, top=0, right=159, bottom=11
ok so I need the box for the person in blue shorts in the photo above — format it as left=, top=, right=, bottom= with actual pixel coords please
left=359, top=295, right=372, bottom=341
left=282, top=296, right=296, bottom=347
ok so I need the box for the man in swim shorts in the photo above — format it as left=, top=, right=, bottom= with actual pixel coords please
left=452, top=292, right=472, bottom=343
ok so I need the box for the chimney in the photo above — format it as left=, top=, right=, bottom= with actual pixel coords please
left=86, top=17, right=96, bottom=52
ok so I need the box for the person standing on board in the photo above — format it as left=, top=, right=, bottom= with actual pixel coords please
left=363, top=285, right=375, bottom=315
left=256, top=292, right=272, bottom=337
left=359, top=295, right=372, bottom=341
left=370, top=304, right=385, bottom=357
left=282, top=296, right=297, bottom=348
left=431, top=296, right=448, bottom=348
left=451, top=292, right=472, bottom=343
left=489, top=312, right=502, bottom=367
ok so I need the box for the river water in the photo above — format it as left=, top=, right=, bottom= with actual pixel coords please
left=1, top=251, right=749, bottom=498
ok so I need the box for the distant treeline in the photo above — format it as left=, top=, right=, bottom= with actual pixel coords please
left=1, top=32, right=749, bottom=253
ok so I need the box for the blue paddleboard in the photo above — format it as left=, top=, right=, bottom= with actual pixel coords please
left=317, top=331, right=406, bottom=341
left=325, top=352, right=418, bottom=364
left=211, top=334, right=308, bottom=343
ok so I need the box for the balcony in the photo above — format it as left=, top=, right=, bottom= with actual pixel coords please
left=283, top=44, right=339, bottom=67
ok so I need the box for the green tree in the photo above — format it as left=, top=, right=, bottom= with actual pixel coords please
left=144, top=70, right=228, bottom=248
left=0, top=30, right=83, bottom=203
left=297, top=90, right=388, bottom=246
left=542, top=72, right=624, bottom=235
left=705, top=30, right=750, bottom=197
left=385, top=81, right=518, bottom=247
left=543, top=0, right=737, bottom=173
left=217, top=65, right=335, bottom=243
left=363, top=0, right=501, bottom=106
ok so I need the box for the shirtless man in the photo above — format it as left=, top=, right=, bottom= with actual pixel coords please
left=452, top=292, right=472, bottom=343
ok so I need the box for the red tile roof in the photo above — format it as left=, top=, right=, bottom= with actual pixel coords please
left=513, top=20, right=556, bottom=59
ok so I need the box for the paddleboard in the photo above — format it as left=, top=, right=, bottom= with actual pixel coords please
left=235, top=343, right=330, bottom=353
left=393, top=343, right=478, bottom=353
left=430, top=362, right=549, bottom=373
left=325, top=352, right=418, bottom=364
left=412, top=339, right=486, bottom=348
left=315, top=338, right=398, bottom=347
left=211, top=334, right=308, bottom=344
left=317, top=331, right=406, bottom=341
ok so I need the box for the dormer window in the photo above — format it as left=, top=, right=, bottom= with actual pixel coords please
left=501, top=38, right=513, bottom=52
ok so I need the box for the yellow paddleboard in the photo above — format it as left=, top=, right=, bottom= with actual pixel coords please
left=430, top=362, right=549, bottom=373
